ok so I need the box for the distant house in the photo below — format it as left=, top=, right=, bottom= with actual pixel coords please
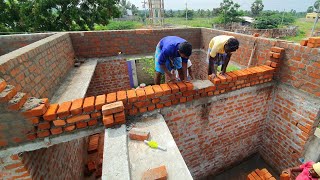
left=239, top=16, right=255, bottom=26
left=306, top=13, right=320, bottom=19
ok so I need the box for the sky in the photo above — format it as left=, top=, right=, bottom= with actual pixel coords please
left=130, top=0, right=316, bottom=12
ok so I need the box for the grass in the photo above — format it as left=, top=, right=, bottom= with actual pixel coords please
left=94, top=21, right=143, bottom=30
left=218, top=64, right=240, bottom=72
left=282, top=18, right=320, bottom=42
left=165, top=17, right=219, bottom=28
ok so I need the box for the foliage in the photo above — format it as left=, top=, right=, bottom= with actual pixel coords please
left=94, top=21, right=143, bottom=30
left=218, top=0, right=243, bottom=24
left=251, top=0, right=264, bottom=17
left=1, top=0, right=121, bottom=32
left=141, top=57, right=155, bottom=79
left=307, top=6, right=314, bottom=13
left=180, top=10, right=194, bottom=20
left=165, top=17, right=220, bottom=28
left=315, top=0, right=320, bottom=11
left=253, top=11, right=295, bottom=29
left=282, top=18, right=320, bottom=42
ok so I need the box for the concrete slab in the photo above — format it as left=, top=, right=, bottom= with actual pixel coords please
left=102, top=125, right=130, bottom=180
left=51, top=59, right=97, bottom=103
left=192, top=79, right=214, bottom=90
left=128, top=113, right=193, bottom=180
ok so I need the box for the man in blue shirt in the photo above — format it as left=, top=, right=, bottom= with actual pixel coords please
left=154, top=36, right=193, bottom=85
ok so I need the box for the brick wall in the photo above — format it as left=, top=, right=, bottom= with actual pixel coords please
left=0, top=33, right=75, bottom=98
left=0, top=137, right=87, bottom=180
left=0, top=33, right=53, bottom=56
left=161, top=84, right=273, bottom=178
left=190, top=50, right=208, bottom=80
left=261, top=85, right=320, bottom=173
left=86, top=58, right=131, bottom=97
left=69, top=28, right=201, bottom=58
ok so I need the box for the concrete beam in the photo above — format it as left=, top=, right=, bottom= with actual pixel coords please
left=0, top=126, right=104, bottom=158
left=102, top=125, right=130, bottom=180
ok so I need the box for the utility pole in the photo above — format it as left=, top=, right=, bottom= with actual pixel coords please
left=185, top=0, right=188, bottom=21
left=142, top=0, right=147, bottom=25
left=311, top=8, right=320, bottom=37
left=280, top=9, right=285, bottom=26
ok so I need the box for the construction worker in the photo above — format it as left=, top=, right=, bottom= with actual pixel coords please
left=154, top=36, right=192, bottom=85
left=282, top=161, right=320, bottom=179
left=172, top=59, right=194, bottom=81
left=207, top=35, right=239, bottom=78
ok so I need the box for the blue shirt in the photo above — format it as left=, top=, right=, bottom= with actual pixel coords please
left=158, top=36, right=188, bottom=65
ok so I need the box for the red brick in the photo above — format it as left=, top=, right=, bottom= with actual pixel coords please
left=160, top=84, right=171, bottom=95
left=117, top=91, right=127, bottom=103
left=107, top=92, right=117, bottom=103
left=91, top=112, right=102, bottom=118
left=70, top=98, right=83, bottom=115
left=205, top=86, right=216, bottom=93
left=10, top=154, right=20, bottom=160
left=272, top=52, right=281, bottom=59
left=139, top=107, right=148, bottom=113
left=64, top=125, right=76, bottom=132
left=114, top=111, right=125, bottom=124
left=180, top=97, right=187, bottom=103
left=50, top=127, right=63, bottom=135
left=142, top=165, right=167, bottom=180
left=148, top=105, right=156, bottom=111
left=152, top=98, right=161, bottom=104
left=300, top=39, right=308, bottom=46
left=136, top=88, right=146, bottom=100
left=0, top=140, right=8, bottom=147
left=57, top=101, right=72, bottom=118
left=217, top=74, right=227, bottom=83
left=152, top=85, right=164, bottom=97
left=129, top=128, right=150, bottom=141
left=213, top=77, right=221, bottom=84
left=66, top=114, right=90, bottom=124
left=38, top=122, right=50, bottom=130
left=83, top=96, right=95, bottom=113
left=271, top=62, right=278, bottom=68
left=43, top=104, right=59, bottom=121
left=271, top=46, right=285, bottom=53
left=22, top=104, right=48, bottom=118
left=37, top=130, right=50, bottom=138
left=309, top=37, right=320, bottom=43
left=129, top=108, right=138, bottom=115
left=95, top=94, right=106, bottom=110
left=127, top=89, right=137, bottom=103
left=176, top=82, right=187, bottom=92
left=76, top=121, right=87, bottom=129
left=0, top=79, right=7, bottom=93
left=7, top=92, right=29, bottom=111
left=4, top=162, right=23, bottom=170
left=53, top=120, right=66, bottom=127
left=144, top=86, right=155, bottom=98
left=226, top=72, right=238, bottom=81
left=167, top=83, right=179, bottom=93
left=102, top=101, right=124, bottom=115
left=0, top=85, right=17, bottom=103
left=88, top=119, right=98, bottom=126
left=26, top=134, right=36, bottom=141
left=156, top=103, right=164, bottom=109
left=103, top=115, right=114, bottom=127
left=164, top=101, right=172, bottom=107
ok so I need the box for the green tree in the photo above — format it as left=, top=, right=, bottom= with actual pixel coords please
left=307, top=6, right=314, bottom=13
left=314, top=0, right=320, bottom=11
left=181, top=10, right=194, bottom=20
left=218, top=0, right=242, bottom=25
left=251, top=0, right=264, bottom=17
left=1, top=0, right=121, bottom=32
left=253, top=11, right=295, bottom=29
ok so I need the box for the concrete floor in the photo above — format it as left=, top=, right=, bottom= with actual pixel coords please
left=205, top=154, right=279, bottom=180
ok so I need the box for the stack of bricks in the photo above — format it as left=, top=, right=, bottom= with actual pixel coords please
left=102, top=101, right=125, bottom=127
left=300, top=37, right=320, bottom=48
left=0, top=64, right=275, bottom=149
left=266, top=46, right=285, bottom=69
left=209, top=65, right=275, bottom=94
left=247, top=168, right=276, bottom=180
left=86, top=133, right=104, bottom=178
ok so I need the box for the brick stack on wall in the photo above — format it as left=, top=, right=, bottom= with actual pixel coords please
left=0, top=33, right=75, bottom=98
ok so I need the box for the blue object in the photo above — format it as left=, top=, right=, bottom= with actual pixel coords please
left=127, top=61, right=134, bottom=88
left=157, top=36, right=188, bottom=65
left=155, top=43, right=182, bottom=74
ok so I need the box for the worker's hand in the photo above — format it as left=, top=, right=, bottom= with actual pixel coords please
left=210, top=73, right=217, bottom=79
left=282, top=169, right=291, bottom=176
left=219, top=72, right=226, bottom=77
left=169, top=74, right=177, bottom=83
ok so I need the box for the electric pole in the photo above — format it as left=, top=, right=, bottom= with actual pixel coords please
left=311, top=7, right=320, bottom=37
left=142, top=0, right=147, bottom=25
left=185, top=0, right=188, bottom=21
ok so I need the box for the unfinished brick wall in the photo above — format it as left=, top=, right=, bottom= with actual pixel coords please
left=0, top=138, right=87, bottom=180
left=161, top=84, right=273, bottom=178
left=190, top=50, right=208, bottom=80
left=69, top=28, right=201, bottom=58
left=0, top=33, right=53, bottom=56
left=261, top=85, right=320, bottom=173
left=86, top=59, right=131, bottom=97
left=0, top=33, right=75, bottom=98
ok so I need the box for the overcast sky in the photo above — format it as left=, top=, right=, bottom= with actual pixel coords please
left=130, top=0, right=315, bottom=12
